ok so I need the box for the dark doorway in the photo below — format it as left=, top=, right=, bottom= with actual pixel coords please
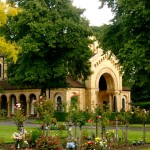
left=1, top=95, right=7, bottom=115
left=99, top=75, right=107, bottom=91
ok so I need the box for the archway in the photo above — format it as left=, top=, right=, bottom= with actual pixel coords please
left=19, top=94, right=27, bottom=115
left=29, top=94, right=36, bottom=116
left=98, top=73, right=116, bottom=111
left=1, top=95, right=7, bottom=116
left=54, top=93, right=63, bottom=112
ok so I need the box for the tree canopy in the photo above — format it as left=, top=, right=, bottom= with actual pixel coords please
left=2, top=0, right=93, bottom=89
left=0, top=1, right=20, bottom=62
left=98, top=0, right=150, bottom=102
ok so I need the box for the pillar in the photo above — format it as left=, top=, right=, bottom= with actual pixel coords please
left=109, top=94, right=112, bottom=111
left=0, top=96, right=1, bottom=112
left=26, top=100, right=30, bottom=117
left=7, top=99, right=10, bottom=117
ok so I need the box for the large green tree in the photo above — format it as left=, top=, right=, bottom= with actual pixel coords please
left=2, top=0, right=93, bottom=90
left=98, top=0, right=150, bottom=102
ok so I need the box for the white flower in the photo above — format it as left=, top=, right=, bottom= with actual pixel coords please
left=24, top=141, right=28, bottom=145
left=13, top=132, right=22, bottom=140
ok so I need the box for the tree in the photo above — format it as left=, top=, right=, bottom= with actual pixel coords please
left=2, top=0, right=93, bottom=90
left=98, top=0, right=150, bottom=102
left=0, top=1, right=20, bottom=62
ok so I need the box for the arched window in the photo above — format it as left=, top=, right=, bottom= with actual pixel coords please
left=57, top=96, right=62, bottom=111
left=122, top=98, right=126, bottom=112
left=113, top=96, right=117, bottom=112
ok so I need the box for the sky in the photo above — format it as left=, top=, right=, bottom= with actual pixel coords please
left=73, top=0, right=114, bottom=26
left=2, top=0, right=113, bottom=26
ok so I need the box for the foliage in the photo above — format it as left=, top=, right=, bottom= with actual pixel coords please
left=0, top=1, right=21, bottom=62
left=13, top=103, right=26, bottom=131
left=132, top=106, right=149, bottom=123
left=34, top=96, right=54, bottom=126
left=117, top=110, right=132, bottom=125
left=0, top=109, right=6, bottom=119
left=53, top=111, right=68, bottom=122
left=106, top=130, right=115, bottom=142
left=131, top=102, right=150, bottom=110
left=4, top=0, right=93, bottom=89
left=68, top=95, right=86, bottom=127
left=25, top=129, right=41, bottom=148
left=98, top=0, right=150, bottom=102
left=35, top=135, right=62, bottom=150
left=93, top=104, right=110, bottom=127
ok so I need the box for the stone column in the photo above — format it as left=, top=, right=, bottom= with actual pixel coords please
left=7, top=99, right=10, bottom=117
left=16, top=95, right=20, bottom=103
left=116, top=92, right=121, bottom=112
left=0, top=96, right=1, bottom=112
left=26, top=100, right=30, bottom=117
left=109, top=94, right=112, bottom=111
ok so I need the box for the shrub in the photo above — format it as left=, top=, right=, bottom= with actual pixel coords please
left=53, top=111, right=68, bottom=122
left=35, top=136, right=62, bottom=150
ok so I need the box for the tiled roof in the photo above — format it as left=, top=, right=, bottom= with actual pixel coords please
left=0, top=76, right=84, bottom=90
left=122, top=86, right=131, bottom=91
left=0, top=80, right=21, bottom=90
left=67, top=76, right=84, bottom=88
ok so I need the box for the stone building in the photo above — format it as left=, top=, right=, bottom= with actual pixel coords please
left=0, top=41, right=131, bottom=117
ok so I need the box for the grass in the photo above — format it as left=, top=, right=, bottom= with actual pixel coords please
left=0, top=126, right=34, bottom=143
left=1, top=121, right=150, bottom=145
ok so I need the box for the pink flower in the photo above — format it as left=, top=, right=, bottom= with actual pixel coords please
left=16, top=103, right=21, bottom=108
left=40, top=96, right=43, bottom=99
left=32, top=100, right=36, bottom=103
left=98, top=115, right=102, bottom=119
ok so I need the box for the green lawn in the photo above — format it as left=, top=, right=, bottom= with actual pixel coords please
left=1, top=123, right=150, bottom=144
left=0, top=126, right=34, bottom=143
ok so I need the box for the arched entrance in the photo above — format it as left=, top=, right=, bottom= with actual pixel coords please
left=19, top=94, right=27, bottom=115
left=29, top=94, right=36, bottom=116
left=54, top=93, right=63, bottom=112
left=98, top=73, right=116, bottom=111
left=1, top=95, right=7, bottom=115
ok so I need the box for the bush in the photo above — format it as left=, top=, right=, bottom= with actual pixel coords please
left=53, top=111, right=68, bottom=121
left=35, top=136, right=62, bottom=149
left=131, top=102, right=150, bottom=110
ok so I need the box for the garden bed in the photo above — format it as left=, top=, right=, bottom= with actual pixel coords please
left=1, top=144, right=150, bottom=150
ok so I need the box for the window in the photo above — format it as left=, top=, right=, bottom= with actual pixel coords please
left=56, top=96, right=62, bottom=112
left=122, top=98, right=126, bottom=112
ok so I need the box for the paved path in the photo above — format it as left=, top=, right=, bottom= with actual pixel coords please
left=1, top=119, right=150, bottom=131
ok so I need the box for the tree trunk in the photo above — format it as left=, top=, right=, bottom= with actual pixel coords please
left=125, top=124, right=128, bottom=143
left=143, top=123, right=146, bottom=143
left=96, top=121, right=98, bottom=137
left=115, top=118, right=118, bottom=141
left=122, top=123, right=124, bottom=141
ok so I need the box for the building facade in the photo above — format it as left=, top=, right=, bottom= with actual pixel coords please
left=0, top=42, right=131, bottom=117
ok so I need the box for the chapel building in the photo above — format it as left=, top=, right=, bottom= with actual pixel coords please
left=0, top=40, right=131, bottom=117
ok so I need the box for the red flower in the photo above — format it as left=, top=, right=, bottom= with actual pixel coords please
left=55, top=141, right=59, bottom=145
left=87, top=141, right=94, bottom=145
left=88, top=118, right=93, bottom=123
